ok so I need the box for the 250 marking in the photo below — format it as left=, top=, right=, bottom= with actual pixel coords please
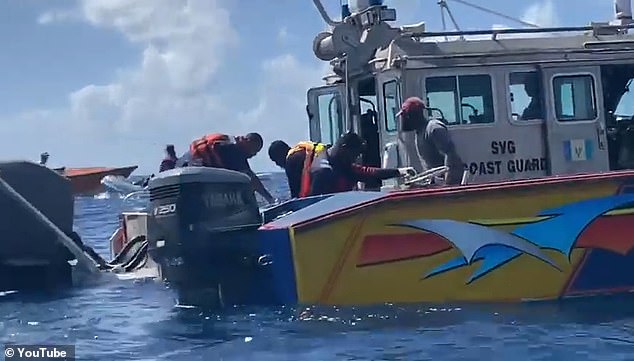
left=154, top=203, right=177, bottom=216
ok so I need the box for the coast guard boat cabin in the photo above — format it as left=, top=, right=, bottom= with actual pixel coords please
left=307, top=0, right=634, bottom=186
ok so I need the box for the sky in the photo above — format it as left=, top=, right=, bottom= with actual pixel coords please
left=0, top=0, right=617, bottom=174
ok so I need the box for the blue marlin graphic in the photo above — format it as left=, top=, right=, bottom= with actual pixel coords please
left=512, top=194, right=634, bottom=258
left=397, top=219, right=559, bottom=283
left=396, top=193, right=634, bottom=283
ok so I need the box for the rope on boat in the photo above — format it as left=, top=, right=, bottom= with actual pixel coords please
left=67, top=232, right=149, bottom=274
left=440, top=0, right=540, bottom=31
left=104, top=235, right=149, bottom=273
left=438, top=0, right=464, bottom=40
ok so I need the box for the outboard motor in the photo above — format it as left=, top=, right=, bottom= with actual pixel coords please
left=146, top=167, right=268, bottom=307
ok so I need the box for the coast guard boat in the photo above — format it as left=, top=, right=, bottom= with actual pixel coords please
left=108, top=0, right=634, bottom=306
left=8, top=0, right=634, bottom=307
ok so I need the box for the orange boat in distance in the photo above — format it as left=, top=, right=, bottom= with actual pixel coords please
left=39, top=153, right=138, bottom=196
left=55, top=166, right=138, bottom=196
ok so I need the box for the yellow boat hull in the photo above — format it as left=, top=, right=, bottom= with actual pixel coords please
left=260, top=171, right=634, bottom=305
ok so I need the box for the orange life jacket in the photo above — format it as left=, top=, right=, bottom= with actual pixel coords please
left=189, top=133, right=233, bottom=167
left=287, top=141, right=328, bottom=198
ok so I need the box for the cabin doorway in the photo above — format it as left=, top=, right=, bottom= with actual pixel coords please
left=601, top=63, right=634, bottom=170
left=306, top=85, right=345, bottom=145
left=305, top=79, right=382, bottom=190
left=357, top=78, right=381, bottom=175
left=305, top=81, right=381, bottom=166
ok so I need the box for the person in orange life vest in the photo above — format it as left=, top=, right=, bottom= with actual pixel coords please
left=268, top=140, right=330, bottom=199
left=159, top=144, right=178, bottom=172
left=190, top=132, right=276, bottom=204
left=307, top=132, right=416, bottom=197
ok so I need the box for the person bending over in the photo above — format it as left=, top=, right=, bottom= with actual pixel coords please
left=189, top=132, right=276, bottom=204
left=268, top=140, right=329, bottom=199
left=304, top=132, right=414, bottom=197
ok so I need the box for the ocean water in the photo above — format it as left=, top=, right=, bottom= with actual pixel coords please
left=1, top=172, right=634, bottom=360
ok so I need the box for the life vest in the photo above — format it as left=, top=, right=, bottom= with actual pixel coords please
left=287, top=141, right=328, bottom=198
left=189, top=133, right=234, bottom=167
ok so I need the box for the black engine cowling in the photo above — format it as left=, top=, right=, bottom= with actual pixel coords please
left=146, top=167, right=269, bottom=307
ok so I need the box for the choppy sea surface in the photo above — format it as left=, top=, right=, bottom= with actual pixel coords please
left=1, top=172, right=634, bottom=360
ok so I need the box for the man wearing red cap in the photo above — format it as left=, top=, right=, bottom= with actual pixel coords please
left=396, top=96, right=464, bottom=185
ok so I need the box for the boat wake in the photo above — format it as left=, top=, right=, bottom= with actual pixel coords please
left=100, top=175, right=149, bottom=200
left=101, top=175, right=144, bottom=193
left=93, top=192, right=118, bottom=200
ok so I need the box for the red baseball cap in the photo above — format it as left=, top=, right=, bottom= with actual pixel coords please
left=396, top=97, right=426, bottom=117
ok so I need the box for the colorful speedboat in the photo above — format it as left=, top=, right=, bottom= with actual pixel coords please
left=256, top=171, right=634, bottom=305
left=112, top=165, right=634, bottom=307
left=104, top=0, right=634, bottom=307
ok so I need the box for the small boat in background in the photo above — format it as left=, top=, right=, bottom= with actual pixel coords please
left=39, top=152, right=138, bottom=196
left=59, top=166, right=138, bottom=196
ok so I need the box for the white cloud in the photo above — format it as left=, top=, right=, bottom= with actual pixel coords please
left=14, top=0, right=563, bottom=174
left=491, top=0, right=560, bottom=38
left=37, top=9, right=82, bottom=24
left=17, top=0, right=328, bottom=173
left=521, top=0, right=559, bottom=28
left=277, top=26, right=290, bottom=44
left=69, top=0, right=238, bottom=125
left=18, top=0, right=330, bottom=172
left=236, top=54, right=324, bottom=150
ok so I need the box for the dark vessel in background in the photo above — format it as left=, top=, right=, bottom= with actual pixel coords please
left=0, top=161, right=156, bottom=293
left=0, top=161, right=106, bottom=291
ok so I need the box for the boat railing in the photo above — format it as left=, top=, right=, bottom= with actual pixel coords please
left=460, top=170, right=470, bottom=186
left=260, top=194, right=334, bottom=224
left=407, top=23, right=634, bottom=41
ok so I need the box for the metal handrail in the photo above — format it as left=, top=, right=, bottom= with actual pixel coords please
left=407, top=24, right=634, bottom=39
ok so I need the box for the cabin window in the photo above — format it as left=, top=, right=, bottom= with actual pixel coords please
left=509, top=71, right=543, bottom=120
left=317, top=92, right=343, bottom=144
left=553, top=75, right=597, bottom=121
left=383, top=80, right=399, bottom=132
left=425, top=74, right=495, bottom=125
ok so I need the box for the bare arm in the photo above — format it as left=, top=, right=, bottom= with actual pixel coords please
left=350, top=164, right=400, bottom=183
left=245, top=168, right=275, bottom=203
